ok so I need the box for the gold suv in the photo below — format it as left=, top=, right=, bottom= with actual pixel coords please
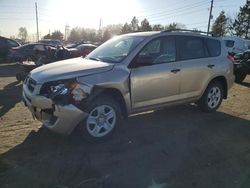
left=23, top=30, right=235, bottom=142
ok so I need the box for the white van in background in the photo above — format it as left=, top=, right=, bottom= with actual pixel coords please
left=223, top=36, right=249, bottom=55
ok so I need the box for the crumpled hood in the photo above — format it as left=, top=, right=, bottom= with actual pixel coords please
left=30, top=57, right=114, bottom=83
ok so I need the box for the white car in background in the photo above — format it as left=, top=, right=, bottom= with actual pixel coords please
left=223, top=36, right=249, bottom=55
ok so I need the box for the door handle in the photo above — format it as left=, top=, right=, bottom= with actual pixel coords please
left=207, top=64, right=215, bottom=68
left=171, top=69, right=180, bottom=73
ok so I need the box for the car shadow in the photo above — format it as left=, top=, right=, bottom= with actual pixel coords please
left=1, top=105, right=250, bottom=188
left=239, top=81, right=250, bottom=88
left=0, top=81, right=22, bottom=117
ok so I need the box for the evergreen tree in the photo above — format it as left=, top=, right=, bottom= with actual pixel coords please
left=165, top=22, right=186, bottom=30
left=233, top=1, right=250, bottom=38
left=43, top=33, right=51, bottom=39
left=51, top=30, right=63, bottom=40
left=140, top=18, right=152, bottom=31
left=121, top=23, right=132, bottom=34
left=131, top=16, right=139, bottom=32
left=211, top=10, right=228, bottom=36
left=152, top=24, right=164, bottom=31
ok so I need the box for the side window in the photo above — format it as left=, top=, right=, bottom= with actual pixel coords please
left=26, top=45, right=34, bottom=50
left=139, top=39, right=161, bottom=58
left=205, top=38, right=221, bottom=57
left=34, top=45, right=45, bottom=51
left=137, top=37, right=176, bottom=65
left=160, top=37, right=176, bottom=63
left=177, top=36, right=205, bottom=60
left=7, top=39, right=19, bottom=47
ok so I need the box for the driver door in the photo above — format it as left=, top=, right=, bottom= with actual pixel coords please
left=130, top=36, right=181, bottom=109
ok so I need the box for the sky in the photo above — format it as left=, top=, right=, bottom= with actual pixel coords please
left=0, top=0, right=247, bottom=41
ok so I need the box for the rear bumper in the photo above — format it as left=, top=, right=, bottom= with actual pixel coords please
left=22, top=84, right=88, bottom=135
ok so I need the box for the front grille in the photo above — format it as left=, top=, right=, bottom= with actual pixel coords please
left=26, top=76, right=37, bottom=93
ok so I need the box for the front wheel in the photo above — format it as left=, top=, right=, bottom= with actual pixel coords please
left=198, top=81, right=224, bottom=112
left=16, top=72, right=26, bottom=82
left=78, top=97, right=122, bottom=142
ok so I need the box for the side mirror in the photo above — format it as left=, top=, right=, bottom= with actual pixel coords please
left=131, top=55, right=153, bottom=68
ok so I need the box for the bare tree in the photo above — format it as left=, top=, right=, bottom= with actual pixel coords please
left=18, top=27, right=28, bottom=41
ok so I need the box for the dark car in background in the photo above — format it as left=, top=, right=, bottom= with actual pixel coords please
left=9, top=43, right=56, bottom=62
left=0, top=36, right=20, bottom=61
left=75, top=44, right=97, bottom=57
left=234, top=50, right=250, bottom=83
left=38, top=39, right=62, bottom=47
left=66, top=43, right=82, bottom=49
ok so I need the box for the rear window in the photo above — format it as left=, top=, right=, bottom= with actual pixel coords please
left=205, top=38, right=221, bottom=57
left=224, top=40, right=235, bottom=48
left=177, top=36, right=205, bottom=60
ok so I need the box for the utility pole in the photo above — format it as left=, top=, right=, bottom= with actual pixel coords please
left=207, top=0, right=214, bottom=35
left=99, top=18, right=102, bottom=31
left=35, top=2, right=39, bottom=41
left=65, top=24, right=69, bottom=41
left=97, top=19, right=102, bottom=42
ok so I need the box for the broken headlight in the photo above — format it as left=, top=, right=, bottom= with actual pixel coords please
left=71, top=83, right=91, bottom=101
left=40, top=79, right=91, bottom=102
left=40, top=79, right=73, bottom=97
left=50, top=84, right=68, bottom=95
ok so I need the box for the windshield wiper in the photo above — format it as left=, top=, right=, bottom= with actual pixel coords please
left=88, top=57, right=101, bottom=61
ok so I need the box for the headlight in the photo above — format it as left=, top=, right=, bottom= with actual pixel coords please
left=40, top=79, right=74, bottom=97
left=40, top=79, right=92, bottom=101
left=50, top=84, right=68, bottom=95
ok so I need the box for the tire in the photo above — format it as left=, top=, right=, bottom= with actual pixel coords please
left=235, top=72, right=247, bottom=83
left=78, top=96, right=122, bottom=143
left=15, top=73, right=22, bottom=82
left=198, top=81, right=224, bottom=112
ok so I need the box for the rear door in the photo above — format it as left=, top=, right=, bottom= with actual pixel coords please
left=176, top=36, right=219, bottom=99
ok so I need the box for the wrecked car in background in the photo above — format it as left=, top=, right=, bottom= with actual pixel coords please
left=22, top=30, right=235, bottom=142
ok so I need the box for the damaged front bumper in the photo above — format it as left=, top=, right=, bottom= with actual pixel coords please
left=22, top=84, right=88, bottom=135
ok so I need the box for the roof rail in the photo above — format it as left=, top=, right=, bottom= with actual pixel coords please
left=162, top=29, right=215, bottom=36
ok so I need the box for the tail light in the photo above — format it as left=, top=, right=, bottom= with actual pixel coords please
left=227, top=54, right=236, bottom=64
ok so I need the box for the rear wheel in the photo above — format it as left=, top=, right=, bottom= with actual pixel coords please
left=78, top=96, right=122, bottom=142
left=198, top=81, right=224, bottom=112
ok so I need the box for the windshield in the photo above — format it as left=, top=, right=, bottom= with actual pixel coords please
left=86, top=36, right=145, bottom=63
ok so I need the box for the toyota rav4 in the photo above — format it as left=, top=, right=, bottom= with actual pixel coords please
left=22, top=30, right=235, bottom=142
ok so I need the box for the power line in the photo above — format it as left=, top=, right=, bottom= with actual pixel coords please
left=136, top=0, right=209, bottom=20
left=148, top=8, right=207, bottom=23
